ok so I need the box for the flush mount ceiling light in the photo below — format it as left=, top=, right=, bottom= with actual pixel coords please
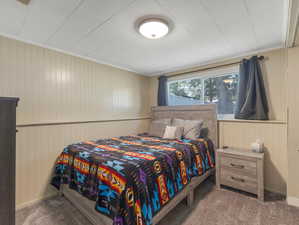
left=138, top=18, right=169, bottom=39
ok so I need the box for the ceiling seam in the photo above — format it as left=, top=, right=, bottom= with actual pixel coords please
left=17, top=1, right=33, bottom=36
left=243, top=0, right=259, bottom=50
left=44, top=0, right=86, bottom=44
left=148, top=45, right=283, bottom=76
left=154, top=0, right=221, bottom=59
left=0, top=31, right=142, bottom=75
left=5, top=0, right=286, bottom=76
left=198, top=0, right=232, bottom=52
left=73, top=0, right=138, bottom=53
left=282, top=0, right=290, bottom=47
left=153, top=0, right=192, bottom=35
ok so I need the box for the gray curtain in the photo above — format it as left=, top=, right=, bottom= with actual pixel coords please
left=157, top=75, right=168, bottom=106
left=234, top=56, right=269, bottom=120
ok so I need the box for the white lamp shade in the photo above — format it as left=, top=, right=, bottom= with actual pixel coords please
left=139, top=19, right=169, bottom=39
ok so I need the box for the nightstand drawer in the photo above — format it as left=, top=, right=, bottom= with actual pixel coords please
left=221, top=169, right=258, bottom=194
left=221, top=155, right=257, bottom=177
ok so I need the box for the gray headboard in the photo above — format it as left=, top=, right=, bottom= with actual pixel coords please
left=151, top=104, right=218, bottom=147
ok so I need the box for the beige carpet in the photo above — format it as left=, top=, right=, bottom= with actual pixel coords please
left=16, top=179, right=299, bottom=225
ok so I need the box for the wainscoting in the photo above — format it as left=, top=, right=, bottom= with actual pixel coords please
left=16, top=118, right=150, bottom=209
left=17, top=119, right=288, bottom=209
left=0, top=36, right=152, bottom=209
left=218, top=120, right=288, bottom=194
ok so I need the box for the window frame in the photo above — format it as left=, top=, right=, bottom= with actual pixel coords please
left=167, top=66, right=239, bottom=119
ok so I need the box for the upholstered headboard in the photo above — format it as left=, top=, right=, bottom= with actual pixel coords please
left=151, top=104, right=218, bottom=147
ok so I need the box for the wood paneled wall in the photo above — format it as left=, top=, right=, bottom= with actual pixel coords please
left=0, top=35, right=292, bottom=208
left=0, top=36, right=151, bottom=125
left=164, top=48, right=287, bottom=121
left=0, top=35, right=151, bottom=208
left=219, top=121, right=288, bottom=194
left=16, top=120, right=150, bottom=209
left=286, top=47, right=299, bottom=201
left=149, top=48, right=289, bottom=195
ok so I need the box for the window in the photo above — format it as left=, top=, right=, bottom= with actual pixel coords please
left=167, top=67, right=239, bottom=118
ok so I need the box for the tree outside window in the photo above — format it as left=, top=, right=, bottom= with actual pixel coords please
left=168, top=73, right=239, bottom=116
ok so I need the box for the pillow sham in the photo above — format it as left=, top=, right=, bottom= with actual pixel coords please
left=199, top=127, right=209, bottom=139
left=148, top=118, right=171, bottom=137
left=163, top=126, right=184, bottom=139
left=172, top=118, right=203, bottom=140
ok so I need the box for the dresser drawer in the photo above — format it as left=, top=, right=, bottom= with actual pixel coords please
left=220, top=155, right=257, bottom=177
left=221, top=169, right=258, bottom=194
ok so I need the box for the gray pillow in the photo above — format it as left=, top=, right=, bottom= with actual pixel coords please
left=148, top=119, right=171, bottom=137
left=172, top=118, right=203, bottom=140
left=199, top=127, right=209, bottom=139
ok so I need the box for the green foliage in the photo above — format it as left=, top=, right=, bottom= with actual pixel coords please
left=169, top=78, right=202, bottom=100
left=169, top=73, right=239, bottom=114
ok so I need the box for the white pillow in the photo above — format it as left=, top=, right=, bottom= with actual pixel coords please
left=148, top=119, right=172, bottom=137
left=163, top=126, right=184, bottom=139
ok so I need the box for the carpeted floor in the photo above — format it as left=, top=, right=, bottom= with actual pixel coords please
left=16, top=178, right=299, bottom=225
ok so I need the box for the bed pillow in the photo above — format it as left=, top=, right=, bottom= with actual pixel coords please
left=172, top=118, right=203, bottom=140
left=148, top=118, right=171, bottom=137
left=199, top=127, right=209, bottom=139
left=163, top=126, right=184, bottom=139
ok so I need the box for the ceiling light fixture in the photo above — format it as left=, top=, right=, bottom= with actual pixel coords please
left=138, top=18, right=169, bottom=39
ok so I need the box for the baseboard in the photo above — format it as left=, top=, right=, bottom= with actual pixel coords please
left=265, top=186, right=285, bottom=196
left=16, top=192, right=58, bottom=211
left=287, top=196, right=299, bottom=208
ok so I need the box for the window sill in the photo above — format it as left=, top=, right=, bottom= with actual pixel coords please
left=217, top=118, right=286, bottom=124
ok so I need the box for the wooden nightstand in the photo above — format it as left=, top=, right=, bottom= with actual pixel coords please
left=216, top=148, right=264, bottom=201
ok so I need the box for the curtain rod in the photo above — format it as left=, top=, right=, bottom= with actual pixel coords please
left=167, top=55, right=265, bottom=78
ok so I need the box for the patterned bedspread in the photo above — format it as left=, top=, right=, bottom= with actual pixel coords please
left=51, top=135, right=215, bottom=225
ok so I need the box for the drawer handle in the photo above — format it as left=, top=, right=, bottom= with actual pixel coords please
left=231, top=176, right=245, bottom=183
left=230, top=163, right=244, bottom=169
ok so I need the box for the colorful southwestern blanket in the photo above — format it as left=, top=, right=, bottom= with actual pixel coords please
left=51, top=135, right=215, bottom=225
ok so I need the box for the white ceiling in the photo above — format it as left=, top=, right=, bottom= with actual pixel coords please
left=0, top=0, right=289, bottom=75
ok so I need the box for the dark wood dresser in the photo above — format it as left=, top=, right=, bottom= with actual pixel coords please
left=0, top=97, right=19, bottom=225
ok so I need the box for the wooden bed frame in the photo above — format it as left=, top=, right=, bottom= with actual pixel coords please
left=61, top=104, right=218, bottom=225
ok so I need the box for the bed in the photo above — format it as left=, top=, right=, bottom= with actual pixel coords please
left=51, top=104, right=218, bottom=225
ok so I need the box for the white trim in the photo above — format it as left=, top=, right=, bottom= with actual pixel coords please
left=0, top=33, right=284, bottom=77
left=287, top=196, right=299, bottom=208
left=285, top=0, right=299, bottom=47
left=218, top=119, right=287, bottom=124
left=283, top=0, right=291, bottom=47
left=167, top=65, right=239, bottom=81
left=0, top=33, right=142, bottom=76
left=167, top=66, right=239, bottom=107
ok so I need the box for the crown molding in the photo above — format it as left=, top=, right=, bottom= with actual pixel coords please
left=0, top=32, right=144, bottom=76
left=0, top=33, right=285, bottom=78
left=285, top=0, right=299, bottom=47
left=148, top=45, right=284, bottom=77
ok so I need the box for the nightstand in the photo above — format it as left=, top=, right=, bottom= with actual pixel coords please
left=216, top=148, right=264, bottom=201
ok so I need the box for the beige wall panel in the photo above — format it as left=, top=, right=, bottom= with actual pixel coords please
left=16, top=120, right=150, bottom=208
left=152, top=48, right=287, bottom=121
left=149, top=77, right=158, bottom=108
left=260, top=49, right=287, bottom=121
left=0, top=35, right=151, bottom=124
left=286, top=47, right=299, bottom=199
left=149, top=48, right=288, bottom=195
left=219, top=121, right=288, bottom=194
left=0, top=35, right=152, bottom=208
